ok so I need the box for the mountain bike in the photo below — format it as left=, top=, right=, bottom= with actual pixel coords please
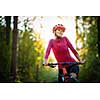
left=43, top=62, right=83, bottom=83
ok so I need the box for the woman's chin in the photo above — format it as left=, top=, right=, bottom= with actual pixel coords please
left=57, top=36, right=62, bottom=38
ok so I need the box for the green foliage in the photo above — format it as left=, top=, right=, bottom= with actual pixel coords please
left=17, top=29, right=57, bottom=83
left=0, top=16, right=58, bottom=83
left=39, top=67, right=58, bottom=83
left=17, top=31, right=36, bottom=82
left=16, top=16, right=58, bottom=83
left=0, top=16, right=11, bottom=82
left=76, top=16, right=100, bottom=82
left=0, top=41, right=11, bottom=82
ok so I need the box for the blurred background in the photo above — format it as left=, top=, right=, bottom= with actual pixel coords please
left=0, top=16, right=100, bottom=83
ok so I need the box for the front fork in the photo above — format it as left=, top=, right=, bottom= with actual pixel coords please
left=62, top=67, right=69, bottom=82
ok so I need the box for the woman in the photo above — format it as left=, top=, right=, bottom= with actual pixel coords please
left=44, top=24, right=83, bottom=82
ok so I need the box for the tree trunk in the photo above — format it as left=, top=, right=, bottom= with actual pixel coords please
left=97, top=16, right=100, bottom=58
left=5, top=16, right=11, bottom=45
left=11, top=16, right=18, bottom=82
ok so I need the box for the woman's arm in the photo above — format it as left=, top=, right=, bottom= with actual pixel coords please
left=75, top=54, right=82, bottom=62
left=44, top=39, right=53, bottom=65
left=64, top=37, right=82, bottom=62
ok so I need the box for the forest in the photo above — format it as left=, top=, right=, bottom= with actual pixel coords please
left=0, top=16, right=100, bottom=83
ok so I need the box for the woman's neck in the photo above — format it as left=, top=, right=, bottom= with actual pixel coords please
left=55, top=36, right=62, bottom=39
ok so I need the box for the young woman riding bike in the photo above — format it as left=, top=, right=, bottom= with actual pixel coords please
left=44, top=24, right=83, bottom=83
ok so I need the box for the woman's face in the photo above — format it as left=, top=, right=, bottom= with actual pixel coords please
left=55, top=29, right=64, bottom=38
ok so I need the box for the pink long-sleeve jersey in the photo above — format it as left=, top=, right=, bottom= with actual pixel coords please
left=45, top=36, right=79, bottom=68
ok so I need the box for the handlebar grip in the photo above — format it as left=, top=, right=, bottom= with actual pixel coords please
left=42, top=63, right=56, bottom=68
left=43, top=64, right=45, bottom=66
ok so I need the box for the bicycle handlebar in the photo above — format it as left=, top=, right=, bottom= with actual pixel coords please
left=43, top=62, right=84, bottom=68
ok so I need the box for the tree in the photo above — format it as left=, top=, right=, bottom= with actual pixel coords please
left=16, top=16, right=57, bottom=83
left=97, top=16, right=100, bottom=58
left=76, top=16, right=100, bottom=82
left=0, top=16, right=11, bottom=82
left=5, top=16, right=11, bottom=45
left=11, top=16, right=18, bottom=82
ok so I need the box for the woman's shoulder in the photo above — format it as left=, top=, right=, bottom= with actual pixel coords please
left=49, top=39, right=54, bottom=43
left=63, top=36, right=68, bottom=40
left=49, top=38, right=54, bottom=41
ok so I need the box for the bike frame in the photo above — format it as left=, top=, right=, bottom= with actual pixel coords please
left=43, top=62, right=83, bottom=83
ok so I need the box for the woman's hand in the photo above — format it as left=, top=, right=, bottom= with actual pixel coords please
left=76, top=54, right=85, bottom=64
left=79, top=60, right=85, bottom=64
left=43, top=59, right=48, bottom=66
